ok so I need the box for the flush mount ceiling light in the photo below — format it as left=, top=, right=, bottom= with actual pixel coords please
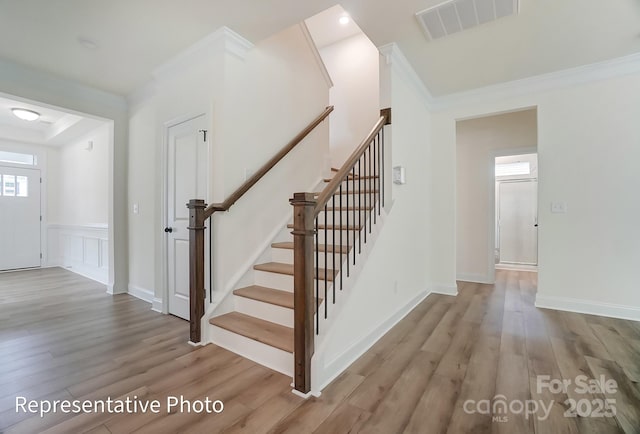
left=11, top=108, right=40, bottom=121
left=339, top=15, right=350, bottom=25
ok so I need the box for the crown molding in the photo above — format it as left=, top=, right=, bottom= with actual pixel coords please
left=378, top=43, right=434, bottom=108
left=432, top=52, right=640, bottom=111
left=153, top=26, right=254, bottom=80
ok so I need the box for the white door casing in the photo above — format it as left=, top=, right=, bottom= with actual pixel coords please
left=498, top=179, right=538, bottom=265
left=0, top=166, right=41, bottom=271
left=166, top=114, right=208, bottom=320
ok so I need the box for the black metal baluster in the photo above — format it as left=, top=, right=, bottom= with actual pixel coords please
left=377, top=132, right=382, bottom=216
left=358, top=159, right=362, bottom=254
left=352, top=167, right=356, bottom=265
left=363, top=148, right=367, bottom=244
left=324, top=204, right=327, bottom=319
left=373, top=135, right=380, bottom=218
left=369, top=142, right=373, bottom=233
left=373, top=136, right=377, bottom=224
left=209, top=216, right=213, bottom=303
left=315, top=217, right=319, bottom=334
left=382, top=128, right=385, bottom=207
left=339, top=184, right=343, bottom=290
left=332, top=196, right=335, bottom=304
left=346, top=175, right=350, bottom=277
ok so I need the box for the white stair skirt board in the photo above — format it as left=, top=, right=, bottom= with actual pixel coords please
left=535, top=294, right=640, bottom=322
left=234, top=295, right=294, bottom=328
left=209, top=325, right=293, bottom=377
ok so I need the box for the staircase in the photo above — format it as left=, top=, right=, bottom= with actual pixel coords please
left=187, top=107, right=390, bottom=395
left=208, top=176, right=366, bottom=377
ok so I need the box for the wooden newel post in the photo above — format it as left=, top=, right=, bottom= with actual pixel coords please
left=290, top=192, right=317, bottom=394
left=187, top=199, right=207, bottom=344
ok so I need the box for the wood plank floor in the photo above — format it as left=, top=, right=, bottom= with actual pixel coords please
left=1, top=268, right=639, bottom=433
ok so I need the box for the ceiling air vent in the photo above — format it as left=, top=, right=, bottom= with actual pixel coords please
left=416, top=0, right=519, bottom=40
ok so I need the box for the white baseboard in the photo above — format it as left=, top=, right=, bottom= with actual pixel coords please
left=496, top=263, right=538, bottom=272
left=317, top=289, right=430, bottom=392
left=430, top=283, right=459, bottom=296
left=456, top=273, right=493, bottom=284
left=128, top=284, right=154, bottom=304
left=535, top=294, right=640, bottom=322
left=152, top=297, right=164, bottom=313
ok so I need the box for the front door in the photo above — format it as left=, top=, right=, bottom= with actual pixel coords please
left=166, top=115, right=208, bottom=320
left=498, top=180, right=538, bottom=265
left=0, top=166, right=41, bottom=271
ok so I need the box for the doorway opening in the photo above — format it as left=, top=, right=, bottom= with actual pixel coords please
left=495, top=153, right=538, bottom=271
left=455, top=107, right=538, bottom=284
left=0, top=93, right=114, bottom=286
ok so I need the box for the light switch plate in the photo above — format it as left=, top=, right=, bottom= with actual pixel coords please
left=551, top=201, right=567, bottom=213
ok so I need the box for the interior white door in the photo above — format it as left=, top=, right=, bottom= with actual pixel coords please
left=0, top=166, right=41, bottom=271
left=166, top=115, right=208, bottom=320
left=498, top=180, right=538, bottom=265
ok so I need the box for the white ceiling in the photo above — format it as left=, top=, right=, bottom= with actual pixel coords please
left=305, top=5, right=363, bottom=49
left=0, top=96, right=104, bottom=146
left=0, top=0, right=638, bottom=97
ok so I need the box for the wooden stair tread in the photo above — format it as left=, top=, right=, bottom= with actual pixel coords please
left=233, top=285, right=294, bottom=309
left=287, top=223, right=362, bottom=231
left=254, top=262, right=337, bottom=281
left=209, top=312, right=293, bottom=353
left=233, top=285, right=323, bottom=308
left=272, top=242, right=350, bottom=254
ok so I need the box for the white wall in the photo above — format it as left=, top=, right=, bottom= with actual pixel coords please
left=318, top=34, right=380, bottom=167
left=456, top=110, right=537, bottom=282
left=127, top=25, right=330, bottom=307
left=127, top=97, right=158, bottom=301
left=48, top=123, right=110, bottom=283
left=312, top=47, right=446, bottom=391
left=49, top=123, right=109, bottom=225
left=431, top=69, right=640, bottom=320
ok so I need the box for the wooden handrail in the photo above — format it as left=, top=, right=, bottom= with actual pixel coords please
left=314, top=109, right=390, bottom=215
left=204, top=105, right=334, bottom=219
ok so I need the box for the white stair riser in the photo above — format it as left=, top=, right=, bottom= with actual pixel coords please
left=272, top=247, right=350, bottom=269
left=317, top=209, right=373, bottom=222
left=234, top=295, right=293, bottom=328
left=254, top=270, right=335, bottom=293
left=254, top=270, right=294, bottom=291
left=323, top=179, right=381, bottom=191
left=316, top=229, right=360, bottom=245
left=209, top=325, right=293, bottom=377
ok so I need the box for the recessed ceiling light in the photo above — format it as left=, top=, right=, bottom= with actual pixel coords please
left=339, top=15, right=350, bottom=25
left=11, top=108, right=40, bottom=122
left=77, top=36, right=99, bottom=50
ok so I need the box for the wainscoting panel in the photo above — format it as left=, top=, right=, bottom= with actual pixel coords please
left=47, top=224, right=109, bottom=284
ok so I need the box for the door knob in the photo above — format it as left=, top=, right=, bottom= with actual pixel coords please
left=164, top=227, right=173, bottom=233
